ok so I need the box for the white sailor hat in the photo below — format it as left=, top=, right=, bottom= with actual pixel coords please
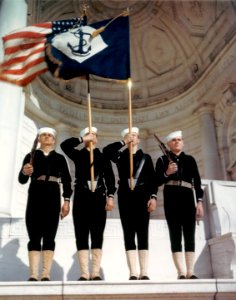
left=121, top=127, right=139, bottom=138
left=38, top=127, right=56, bottom=137
left=80, top=126, right=98, bottom=138
left=165, top=130, right=182, bottom=142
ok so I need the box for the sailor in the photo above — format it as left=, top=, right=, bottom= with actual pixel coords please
left=103, top=127, right=157, bottom=280
left=18, top=127, right=72, bottom=281
left=60, top=127, right=116, bottom=280
left=155, top=130, right=204, bottom=279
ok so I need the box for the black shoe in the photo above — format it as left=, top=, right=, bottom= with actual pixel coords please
left=78, top=276, right=89, bottom=281
left=41, top=277, right=50, bottom=281
left=189, top=275, right=198, bottom=279
left=91, top=276, right=102, bottom=280
left=129, top=276, right=138, bottom=280
left=178, top=275, right=186, bottom=279
left=140, top=275, right=150, bottom=280
left=28, top=277, right=38, bottom=281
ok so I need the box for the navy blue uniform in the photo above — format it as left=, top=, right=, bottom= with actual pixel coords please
left=103, top=141, right=157, bottom=250
left=155, top=152, right=203, bottom=252
left=18, top=150, right=72, bottom=251
left=61, top=137, right=116, bottom=250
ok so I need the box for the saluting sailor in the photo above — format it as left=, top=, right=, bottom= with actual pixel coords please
left=155, top=130, right=204, bottom=279
left=18, top=127, right=73, bottom=281
left=103, top=127, right=157, bottom=280
left=60, top=127, right=116, bottom=281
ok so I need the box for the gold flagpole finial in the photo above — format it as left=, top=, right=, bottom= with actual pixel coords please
left=122, top=9, right=129, bottom=17
left=128, top=78, right=132, bottom=89
left=81, top=0, right=89, bottom=16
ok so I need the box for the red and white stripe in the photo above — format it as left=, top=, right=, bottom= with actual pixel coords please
left=0, top=23, right=52, bottom=86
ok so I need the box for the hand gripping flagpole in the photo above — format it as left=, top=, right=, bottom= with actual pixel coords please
left=87, top=74, right=95, bottom=192
left=128, top=78, right=134, bottom=190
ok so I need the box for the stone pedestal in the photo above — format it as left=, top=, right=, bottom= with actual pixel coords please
left=208, top=233, right=236, bottom=279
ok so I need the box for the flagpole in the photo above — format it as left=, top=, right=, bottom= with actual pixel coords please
left=128, top=78, right=134, bottom=191
left=87, top=75, right=95, bottom=192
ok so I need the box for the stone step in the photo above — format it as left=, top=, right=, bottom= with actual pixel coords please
left=0, top=280, right=235, bottom=300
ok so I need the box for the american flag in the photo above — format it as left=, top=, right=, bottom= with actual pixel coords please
left=0, top=18, right=82, bottom=86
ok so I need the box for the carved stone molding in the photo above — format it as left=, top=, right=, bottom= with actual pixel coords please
left=27, top=0, right=235, bottom=110
left=227, top=161, right=236, bottom=181
left=223, top=82, right=236, bottom=106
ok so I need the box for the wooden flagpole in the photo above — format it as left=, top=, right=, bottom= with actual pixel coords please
left=79, top=6, right=94, bottom=192
left=87, top=75, right=95, bottom=192
left=128, top=78, right=134, bottom=190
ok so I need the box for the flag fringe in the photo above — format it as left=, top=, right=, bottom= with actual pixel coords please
left=45, top=43, right=62, bottom=77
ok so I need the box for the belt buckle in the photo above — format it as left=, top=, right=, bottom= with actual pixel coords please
left=87, top=180, right=98, bottom=191
left=128, top=178, right=137, bottom=189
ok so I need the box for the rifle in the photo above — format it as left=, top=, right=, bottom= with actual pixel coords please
left=154, top=133, right=172, bottom=162
left=29, top=134, right=39, bottom=165
left=192, top=178, right=200, bottom=226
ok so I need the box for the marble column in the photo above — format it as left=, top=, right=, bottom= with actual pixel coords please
left=0, top=0, right=27, bottom=216
left=223, top=83, right=236, bottom=180
left=197, top=105, right=222, bottom=180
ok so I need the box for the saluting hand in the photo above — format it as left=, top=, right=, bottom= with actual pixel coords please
left=22, top=163, right=33, bottom=176
left=82, top=133, right=96, bottom=143
left=123, top=134, right=134, bottom=145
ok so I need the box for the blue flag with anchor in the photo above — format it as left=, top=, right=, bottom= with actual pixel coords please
left=45, top=13, right=130, bottom=81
